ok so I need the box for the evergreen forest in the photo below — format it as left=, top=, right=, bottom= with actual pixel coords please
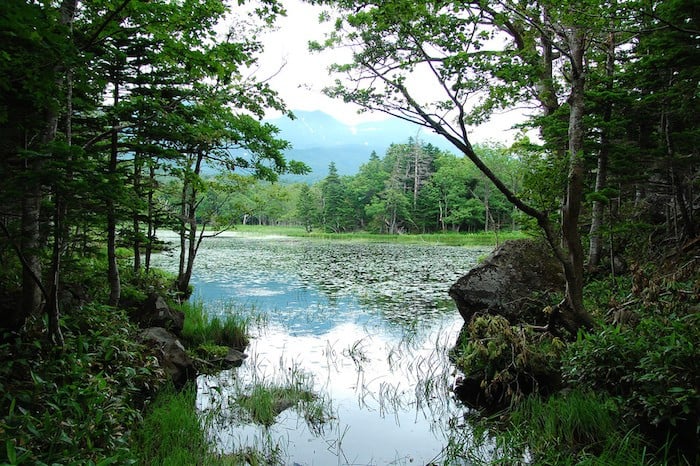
left=0, top=0, right=698, bottom=464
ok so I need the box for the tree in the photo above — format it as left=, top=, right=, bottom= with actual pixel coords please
left=296, top=183, right=320, bottom=232
left=321, top=162, right=353, bottom=232
left=309, top=0, right=604, bottom=332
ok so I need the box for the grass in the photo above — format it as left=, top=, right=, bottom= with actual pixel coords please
left=217, top=224, right=527, bottom=247
left=133, top=386, right=214, bottom=465
left=133, top=385, right=278, bottom=465
left=176, top=300, right=249, bottom=350
left=236, top=384, right=315, bottom=426
left=234, top=364, right=331, bottom=429
left=499, top=389, right=655, bottom=465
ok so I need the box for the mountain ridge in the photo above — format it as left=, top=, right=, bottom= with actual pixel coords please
left=265, top=110, right=454, bottom=180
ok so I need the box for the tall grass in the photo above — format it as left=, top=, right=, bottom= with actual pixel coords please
left=501, top=389, right=655, bottom=465
left=133, top=386, right=215, bottom=465
left=133, top=386, right=278, bottom=465
left=176, top=300, right=249, bottom=350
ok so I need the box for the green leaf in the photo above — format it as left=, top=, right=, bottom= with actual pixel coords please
left=6, top=439, right=16, bottom=464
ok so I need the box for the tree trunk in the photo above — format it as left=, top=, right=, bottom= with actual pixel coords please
left=132, top=151, right=142, bottom=273
left=176, top=152, right=204, bottom=296
left=588, top=30, right=615, bottom=272
left=559, top=28, right=595, bottom=332
left=107, top=77, right=121, bottom=307
left=145, top=163, right=155, bottom=272
left=20, top=189, right=44, bottom=318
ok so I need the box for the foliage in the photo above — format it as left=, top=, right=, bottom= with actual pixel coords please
left=454, top=315, right=565, bottom=408
left=0, top=305, right=166, bottom=465
left=565, top=317, right=699, bottom=440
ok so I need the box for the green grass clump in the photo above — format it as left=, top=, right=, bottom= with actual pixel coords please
left=236, top=383, right=317, bottom=427
left=500, top=390, right=653, bottom=465
left=177, top=300, right=249, bottom=350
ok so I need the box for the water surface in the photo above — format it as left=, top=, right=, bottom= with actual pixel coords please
left=152, top=232, right=490, bottom=465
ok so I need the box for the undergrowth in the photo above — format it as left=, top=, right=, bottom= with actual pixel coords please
left=0, top=305, right=167, bottom=465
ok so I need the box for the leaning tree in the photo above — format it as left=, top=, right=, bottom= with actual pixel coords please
left=307, top=0, right=630, bottom=332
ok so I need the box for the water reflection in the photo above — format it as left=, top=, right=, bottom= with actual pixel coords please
left=151, top=233, right=490, bottom=464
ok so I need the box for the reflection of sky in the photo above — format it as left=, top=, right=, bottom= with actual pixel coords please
left=151, top=234, right=490, bottom=464
left=189, top=271, right=375, bottom=337
left=152, top=234, right=489, bottom=337
left=199, top=320, right=470, bottom=465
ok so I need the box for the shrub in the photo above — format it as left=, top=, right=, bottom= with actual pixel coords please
left=567, top=266, right=700, bottom=461
left=454, top=314, right=565, bottom=408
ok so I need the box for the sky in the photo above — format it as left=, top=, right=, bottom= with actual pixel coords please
left=243, top=0, right=526, bottom=143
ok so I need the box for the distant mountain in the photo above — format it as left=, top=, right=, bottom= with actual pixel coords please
left=266, top=110, right=454, bottom=181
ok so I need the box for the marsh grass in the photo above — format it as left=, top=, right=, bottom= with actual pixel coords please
left=228, top=224, right=526, bottom=246
left=134, top=385, right=218, bottom=465
left=233, top=363, right=331, bottom=429
left=500, top=389, right=654, bottom=464
left=135, top=385, right=279, bottom=465
left=236, top=384, right=314, bottom=426
left=176, top=300, right=249, bottom=350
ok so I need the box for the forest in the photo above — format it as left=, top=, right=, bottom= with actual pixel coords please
left=168, top=140, right=521, bottom=234
left=1, top=0, right=698, bottom=464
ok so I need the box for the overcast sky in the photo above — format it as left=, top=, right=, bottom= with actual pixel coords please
left=249, top=0, right=370, bottom=124
left=246, top=0, right=526, bottom=142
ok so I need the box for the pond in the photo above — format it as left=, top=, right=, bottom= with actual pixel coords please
left=152, top=232, right=492, bottom=465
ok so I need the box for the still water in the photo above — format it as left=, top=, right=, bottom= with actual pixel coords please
left=152, top=232, right=490, bottom=465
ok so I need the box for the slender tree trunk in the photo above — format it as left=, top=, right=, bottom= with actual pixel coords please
left=177, top=152, right=204, bottom=296
left=145, top=163, right=155, bottom=272
left=132, top=151, right=142, bottom=273
left=46, top=195, right=65, bottom=346
left=483, top=177, right=490, bottom=232
left=107, top=77, right=121, bottom=307
left=588, top=30, right=615, bottom=272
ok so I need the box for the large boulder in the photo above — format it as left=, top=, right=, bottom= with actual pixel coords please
left=140, top=327, right=195, bottom=387
left=131, top=293, right=184, bottom=334
left=449, top=239, right=565, bottom=324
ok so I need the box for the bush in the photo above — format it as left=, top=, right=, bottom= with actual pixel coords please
left=454, top=314, right=565, bottom=408
left=567, top=266, right=700, bottom=461
left=565, top=317, right=700, bottom=437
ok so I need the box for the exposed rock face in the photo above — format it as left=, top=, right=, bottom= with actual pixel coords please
left=223, top=347, right=248, bottom=367
left=140, top=327, right=195, bottom=387
left=131, top=293, right=185, bottom=334
left=449, top=239, right=565, bottom=325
